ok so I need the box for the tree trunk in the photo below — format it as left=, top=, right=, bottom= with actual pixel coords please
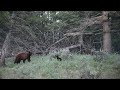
left=0, top=32, right=11, bottom=66
left=102, top=11, right=111, bottom=53
left=79, top=34, right=84, bottom=54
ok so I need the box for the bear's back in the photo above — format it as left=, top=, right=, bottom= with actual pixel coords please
left=16, top=52, right=28, bottom=60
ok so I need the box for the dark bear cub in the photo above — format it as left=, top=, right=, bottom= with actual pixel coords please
left=55, top=55, right=62, bottom=61
left=14, top=51, right=32, bottom=64
left=54, top=54, right=62, bottom=61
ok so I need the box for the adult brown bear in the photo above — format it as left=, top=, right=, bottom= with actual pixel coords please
left=14, top=51, right=32, bottom=64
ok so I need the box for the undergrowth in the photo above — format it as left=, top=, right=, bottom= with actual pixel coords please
left=0, top=54, right=120, bottom=79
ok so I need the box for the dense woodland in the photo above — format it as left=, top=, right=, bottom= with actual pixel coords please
left=0, top=11, right=120, bottom=79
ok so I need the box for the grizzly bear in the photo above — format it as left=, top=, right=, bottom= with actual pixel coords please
left=14, top=51, right=32, bottom=64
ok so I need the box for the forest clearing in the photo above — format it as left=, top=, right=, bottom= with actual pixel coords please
left=0, top=11, right=120, bottom=79
left=0, top=54, right=120, bottom=79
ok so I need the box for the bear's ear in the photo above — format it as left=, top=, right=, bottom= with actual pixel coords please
left=30, top=52, right=32, bottom=55
left=28, top=51, right=32, bottom=56
left=26, top=51, right=30, bottom=53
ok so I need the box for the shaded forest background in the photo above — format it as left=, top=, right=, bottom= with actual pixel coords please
left=0, top=11, right=120, bottom=65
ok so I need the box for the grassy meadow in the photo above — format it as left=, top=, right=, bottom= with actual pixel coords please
left=0, top=54, right=120, bottom=79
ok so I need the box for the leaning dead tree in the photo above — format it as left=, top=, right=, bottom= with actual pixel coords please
left=71, top=15, right=103, bottom=32
left=64, top=15, right=103, bottom=52
left=45, top=36, right=68, bottom=53
left=64, top=12, right=111, bottom=54
left=44, top=14, right=104, bottom=54
left=0, top=32, right=11, bottom=66
left=0, top=12, right=14, bottom=66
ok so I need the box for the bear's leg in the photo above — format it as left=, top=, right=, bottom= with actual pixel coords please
left=14, top=59, right=20, bottom=64
left=23, top=60, right=26, bottom=63
left=14, top=60, right=17, bottom=64
left=59, top=58, right=62, bottom=61
left=28, top=59, right=31, bottom=62
left=17, top=62, right=19, bottom=64
left=17, top=60, right=21, bottom=64
left=28, top=57, right=31, bottom=62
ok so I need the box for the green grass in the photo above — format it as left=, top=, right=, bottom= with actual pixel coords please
left=0, top=54, right=120, bottom=79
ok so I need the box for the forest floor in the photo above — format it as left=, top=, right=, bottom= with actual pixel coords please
left=0, top=54, right=120, bottom=79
